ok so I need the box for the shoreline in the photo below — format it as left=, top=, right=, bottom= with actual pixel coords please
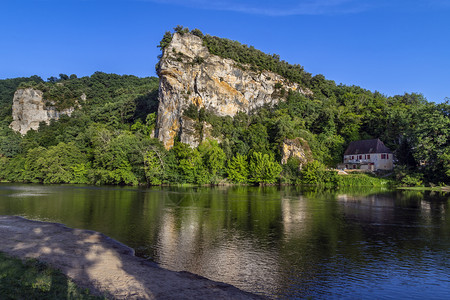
left=0, top=215, right=263, bottom=299
left=397, top=186, right=450, bottom=192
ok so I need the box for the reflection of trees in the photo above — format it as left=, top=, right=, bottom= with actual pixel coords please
left=336, top=190, right=450, bottom=245
left=1, top=184, right=449, bottom=298
left=277, top=188, right=450, bottom=298
left=329, top=190, right=450, bottom=298
left=419, top=191, right=450, bottom=244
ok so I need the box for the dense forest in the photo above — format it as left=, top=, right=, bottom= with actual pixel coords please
left=0, top=27, right=449, bottom=187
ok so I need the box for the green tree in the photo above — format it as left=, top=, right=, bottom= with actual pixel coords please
left=300, top=161, right=325, bottom=184
left=158, top=31, right=173, bottom=50
left=179, top=149, right=211, bottom=184
left=47, top=76, right=58, bottom=83
left=144, top=151, right=164, bottom=185
left=407, top=103, right=450, bottom=182
left=88, top=127, right=139, bottom=185
left=244, top=123, right=270, bottom=154
left=300, top=161, right=338, bottom=185
left=23, top=147, right=47, bottom=183
left=59, top=74, right=69, bottom=81
left=0, top=127, right=22, bottom=157
left=37, top=143, right=88, bottom=184
left=142, top=140, right=170, bottom=185
left=198, top=139, right=226, bottom=176
left=227, top=153, right=249, bottom=183
left=280, top=157, right=302, bottom=185
left=172, top=141, right=209, bottom=184
left=248, top=151, right=282, bottom=184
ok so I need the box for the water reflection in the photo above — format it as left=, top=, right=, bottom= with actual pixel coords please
left=0, top=184, right=449, bottom=299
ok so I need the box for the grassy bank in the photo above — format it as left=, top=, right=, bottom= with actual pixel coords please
left=337, top=173, right=392, bottom=187
left=397, top=186, right=450, bottom=192
left=0, top=252, right=102, bottom=299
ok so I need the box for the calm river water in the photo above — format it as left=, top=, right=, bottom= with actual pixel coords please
left=0, top=184, right=449, bottom=299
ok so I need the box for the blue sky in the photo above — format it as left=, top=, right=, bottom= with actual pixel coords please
left=1, top=0, right=449, bottom=103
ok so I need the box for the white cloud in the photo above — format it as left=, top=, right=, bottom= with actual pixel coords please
left=145, top=0, right=374, bottom=16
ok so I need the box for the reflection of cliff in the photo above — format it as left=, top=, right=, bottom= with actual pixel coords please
left=281, top=196, right=309, bottom=238
left=153, top=188, right=282, bottom=296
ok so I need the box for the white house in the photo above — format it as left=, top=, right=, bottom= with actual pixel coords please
left=338, top=139, right=394, bottom=171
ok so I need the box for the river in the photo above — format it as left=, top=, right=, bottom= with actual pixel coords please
left=0, top=184, right=448, bottom=299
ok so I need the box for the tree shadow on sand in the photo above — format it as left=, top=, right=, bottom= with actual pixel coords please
left=0, top=251, right=99, bottom=299
left=0, top=216, right=262, bottom=299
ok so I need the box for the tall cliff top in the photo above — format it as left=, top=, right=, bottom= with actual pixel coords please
left=155, top=29, right=311, bottom=149
left=158, top=28, right=312, bottom=88
left=162, top=33, right=206, bottom=60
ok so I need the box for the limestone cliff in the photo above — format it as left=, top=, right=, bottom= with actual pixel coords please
left=281, top=138, right=313, bottom=169
left=156, top=33, right=311, bottom=149
left=179, top=116, right=218, bottom=148
left=10, top=88, right=76, bottom=135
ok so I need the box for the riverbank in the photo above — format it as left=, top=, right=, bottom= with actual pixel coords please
left=397, top=186, right=450, bottom=192
left=0, top=216, right=262, bottom=299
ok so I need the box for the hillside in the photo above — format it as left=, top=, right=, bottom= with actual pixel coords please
left=0, top=27, right=448, bottom=186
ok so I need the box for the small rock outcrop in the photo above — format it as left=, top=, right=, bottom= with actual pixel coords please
left=179, top=116, right=217, bottom=148
left=281, top=138, right=313, bottom=169
left=179, top=116, right=200, bottom=147
left=10, top=88, right=75, bottom=135
left=156, top=33, right=311, bottom=149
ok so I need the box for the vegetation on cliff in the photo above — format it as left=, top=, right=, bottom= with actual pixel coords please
left=159, top=25, right=312, bottom=87
left=0, top=28, right=448, bottom=187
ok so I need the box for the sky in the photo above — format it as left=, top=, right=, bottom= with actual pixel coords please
left=1, top=0, right=449, bottom=103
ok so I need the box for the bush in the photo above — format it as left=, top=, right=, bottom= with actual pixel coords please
left=300, top=161, right=338, bottom=185
left=249, top=151, right=282, bottom=184
left=338, top=174, right=391, bottom=187
left=400, top=174, right=423, bottom=187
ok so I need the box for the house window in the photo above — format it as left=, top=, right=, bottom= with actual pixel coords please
left=352, top=156, right=354, bottom=160
left=359, top=155, right=362, bottom=159
left=367, top=155, right=370, bottom=159
left=381, top=154, right=386, bottom=159
left=387, top=154, right=389, bottom=159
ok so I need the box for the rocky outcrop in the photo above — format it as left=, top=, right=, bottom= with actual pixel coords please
left=281, top=138, right=313, bottom=169
left=156, top=33, right=311, bottom=149
left=179, top=116, right=218, bottom=148
left=10, top=88, right=76, bottom=135
left=179, top=116, right=200, bottom=147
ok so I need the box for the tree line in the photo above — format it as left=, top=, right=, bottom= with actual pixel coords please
left=0, top=28, right=448, bottom=187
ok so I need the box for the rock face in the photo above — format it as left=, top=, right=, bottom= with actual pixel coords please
left=281, top=138, right=313, bottom=169
left=156, top=33, right=311, bottom=149
left=179, top=115, right=200, bottom=147
left=179, top=116, right=217, bottom=148
left=10, top=88, right=75, bottom=135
